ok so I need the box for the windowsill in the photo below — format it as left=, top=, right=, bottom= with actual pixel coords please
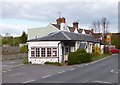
left=30, top=57, right=58, bottom=59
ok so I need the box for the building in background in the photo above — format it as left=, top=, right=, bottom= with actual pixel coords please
left=28, top=17, right=93, bottom=40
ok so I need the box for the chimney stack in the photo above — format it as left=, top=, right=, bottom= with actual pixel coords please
left=56, top=18, right=62, bottom=25
left=73, top=21, right=79, bottom=29
left=61, top=17, right=66, bottom=23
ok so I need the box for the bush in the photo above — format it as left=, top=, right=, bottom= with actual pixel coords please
left=93, top=46, right=100, bottom=55
left=23, top=57, right=29, bottom=64
left=20, top=45, right=28, bottom=53
left=79, top=53, right=92, bottom=63
left=68, top=49, right=93, bottom=65
left=68, top=52, right=81, bottom=65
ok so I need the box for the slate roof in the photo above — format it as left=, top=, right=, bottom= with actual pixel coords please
left=27, top=31, right=97, bottom=43
left=51, top=24, right=93, bottom=34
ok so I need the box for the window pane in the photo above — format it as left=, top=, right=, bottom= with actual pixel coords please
left=36, top=48, right=40, bottom=57
left=47, top=48, right=51, bottom=57
left=31, top=48, right=35, bottom=57
left=41, top=48, right=45, bottom=57
left=52, top=48, right=57, bottom=57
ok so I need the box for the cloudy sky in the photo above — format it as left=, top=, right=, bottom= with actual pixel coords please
left=0, top=0, right=119, bottom=37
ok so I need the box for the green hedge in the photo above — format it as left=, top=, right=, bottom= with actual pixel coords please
left=68, top=49, right=93, bottom=65
left=20, top=45, right=28, bottom=53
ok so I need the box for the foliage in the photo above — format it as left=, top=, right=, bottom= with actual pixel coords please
left=104, top=46, right=110, bottom=54
left=93, top=46, right=100, bottom=55
left=23, top=57, right=29, bottom=64
left=111, top=33, right=120, bottom=49
left=92, top=53, right=112, bottom=61
left=45, top=62, right=62, bottom=66
left=2, top=36, right=13, bottom=46
left=20, top=31, right=27, bottom=44
left=2, top=32, right=27, bottom=46
left=68, top=52, right=81, bottom=65
left=20, top=45, right=28, bottom=53
left=68, top=49, right=93, bottom=65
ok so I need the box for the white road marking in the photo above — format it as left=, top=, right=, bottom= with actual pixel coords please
left=58, top=72, right=62, bottom=74
left=111, top=70, right=113, bottom=72
left=42, top=75, right=52, bottom=79
left=10, top=62, right=15, bottom=64
left=22, top=79, right=35, bottom=83
left=3, top=71, right=7, bottom=73
left=85, top=64, right=89, bottom=65
left=93, top=81, right=111, bottom=83
left=111, top=69, right=118, bottom=74
left=70, top=68, right=75, bottom=71
left=8, top=69, right=11, bottom=71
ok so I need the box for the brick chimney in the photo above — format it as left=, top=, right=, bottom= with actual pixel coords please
left=73, top=21, right=79, bottom=29
left=56, top=18, right=62, bottom=25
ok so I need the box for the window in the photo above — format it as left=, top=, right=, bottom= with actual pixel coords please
left=31, top=48, right=35, bottom=57
left=65, top=47, right=69, bottom=55
left=36, top=48, right=40, bottom=57
left=41, top=48, right=45, bottom=57
left=47, top=48, right=51, bottom=57
left=52, top=48, right=57, bottom=57
left=31, top=47, right=58, bottom=58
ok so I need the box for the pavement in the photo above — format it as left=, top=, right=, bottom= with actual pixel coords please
left=2, top=54, right=119, bottom=83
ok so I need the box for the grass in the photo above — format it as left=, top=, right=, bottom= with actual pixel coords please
left=45, top=61, right=62, bottom=66
left=92, top=53, right=112, bottom=61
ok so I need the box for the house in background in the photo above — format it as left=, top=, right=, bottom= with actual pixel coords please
left=27, top=31, right=98, bottom=64
left=28, top=17, right=94, bottom=40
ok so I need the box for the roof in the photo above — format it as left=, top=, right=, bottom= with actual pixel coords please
left=92, top=33, right=102, bottom=38
left=27, top=31, right=97, bottom=42
left=51, top=24, right=93, bottom=34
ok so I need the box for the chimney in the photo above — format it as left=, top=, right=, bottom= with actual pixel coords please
left=73, top=21, right=79, bottom=29
left=56, top=18, right=62, bottom=25
left=61, top=17, right=66, bottom=23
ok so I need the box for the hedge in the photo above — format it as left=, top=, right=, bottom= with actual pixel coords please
left=68, top=49, right=93, bottom=65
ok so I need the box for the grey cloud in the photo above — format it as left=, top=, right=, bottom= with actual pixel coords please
left=2, top=2, right=117, bottom=26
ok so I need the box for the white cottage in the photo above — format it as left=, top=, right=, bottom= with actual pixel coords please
left=27, top=31, right=98, bottom=64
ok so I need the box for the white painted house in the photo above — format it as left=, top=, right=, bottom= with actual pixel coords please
left=27, top=31, right=98, bottom=64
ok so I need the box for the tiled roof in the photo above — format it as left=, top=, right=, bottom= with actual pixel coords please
left=28, top=31, right=97, bottom=42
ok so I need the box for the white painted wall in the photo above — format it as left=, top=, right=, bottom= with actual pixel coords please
left=28, top=41, right=61, bottom=64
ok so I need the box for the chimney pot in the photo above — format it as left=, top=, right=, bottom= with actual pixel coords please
left=73, top=21, right=79, bottom=29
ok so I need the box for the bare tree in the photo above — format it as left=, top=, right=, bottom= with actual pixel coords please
left=91, top=20, right=101, bottom=33
left=101, top=17, right=109, bottom=34
left=91, top=17, right=109, bottom=33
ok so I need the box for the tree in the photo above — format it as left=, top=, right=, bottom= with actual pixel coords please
left=101, top=17, right=109, bottom=34
left=91, top=20, right=101, bottom=33
left=91, top=17, right=109, bottom=34
left=20, top=31, right=27, bottom=44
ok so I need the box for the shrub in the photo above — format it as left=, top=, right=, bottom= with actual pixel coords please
left=68, top=52, right=81, bottom=65
left=68, top=49, right=93, bottom=65
left=79, top=53, right=92, bottom=63
left=23, top=57, right=29, bottom=64
left=93, top=46, right=100, bottom=55
left=20, top=45, right=28, bottom=53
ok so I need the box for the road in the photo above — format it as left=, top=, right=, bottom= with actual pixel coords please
left=2, top=54, right=119, bottom=84
left=31, top=54, right=119, bottom=83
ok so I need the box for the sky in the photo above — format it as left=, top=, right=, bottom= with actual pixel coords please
left=0, top=0, right=119, bottom=37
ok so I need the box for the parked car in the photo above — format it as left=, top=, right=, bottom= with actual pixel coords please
left=109, top=48, right=120, bottom=53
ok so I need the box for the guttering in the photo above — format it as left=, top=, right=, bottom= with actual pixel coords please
left=58, top=41, right=61, bottom=64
